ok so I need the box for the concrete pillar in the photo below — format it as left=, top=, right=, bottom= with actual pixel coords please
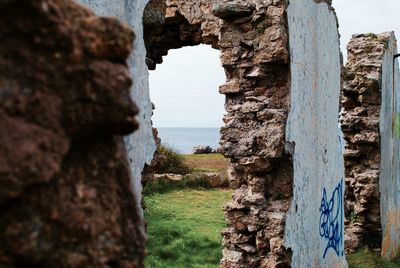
left=284, top=0, right=348, bottom=267
left=380, top=32, right=400, bottom=260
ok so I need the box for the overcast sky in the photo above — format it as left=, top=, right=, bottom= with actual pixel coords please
left=149, top=0, right=400, bottom=128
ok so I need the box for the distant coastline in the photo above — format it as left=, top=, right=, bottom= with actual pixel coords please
left=156, top=127, right=221, bottom=154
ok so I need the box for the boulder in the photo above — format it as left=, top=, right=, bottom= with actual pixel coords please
left=212, top=2, right=255, bottom=20
left=192, top=145, right=214, bottom=154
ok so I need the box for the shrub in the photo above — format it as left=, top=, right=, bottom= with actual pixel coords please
left=152, top=145, right=192, bottom=175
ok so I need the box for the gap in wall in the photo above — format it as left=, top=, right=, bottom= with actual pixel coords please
left=144, top=44, right=232, bottom=267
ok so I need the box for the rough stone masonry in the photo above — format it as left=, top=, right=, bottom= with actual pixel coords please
left=143, top=0, right=347, bottom=267
left=0, top=0, right=382, bottom=267
left=137, top=0, right=292, bottom=265
left=144, top=0, right=292, bottom=266
left=342, top=32, right=400, bottom=260
left=0, top=0, right=145, bottom=267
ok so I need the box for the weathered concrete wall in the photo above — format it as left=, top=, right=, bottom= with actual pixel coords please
left=379, top=32, right=400, bottom=260
left=77, top=0, right=157, bottom=218
left=342, top=33, right=400, bottom=258
left=285, top=0, right=348, bottom=267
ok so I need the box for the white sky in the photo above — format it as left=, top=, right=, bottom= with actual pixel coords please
left=149, top=45, right=225, bottom=128
left=149, top=0, right=400, bottom=128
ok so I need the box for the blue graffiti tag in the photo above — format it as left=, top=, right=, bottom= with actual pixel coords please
left=319, top=179, right=344, bottom=258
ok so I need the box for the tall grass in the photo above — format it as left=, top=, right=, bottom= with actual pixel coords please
left=144, top=189, right=232, bottom=268
left=348, top=247, right=400, bottom=268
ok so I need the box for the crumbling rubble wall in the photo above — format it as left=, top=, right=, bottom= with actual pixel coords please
left=144, top=0, right=347, bottom=267
left=144, top=0, right=293, bottom=266
left=0, top=0, right=145, bottom=267
left=0, top=0, right=357, bottom=267
left=284, top=0, right=347, bottom=267
left=342, top=32, right=400, bottom=259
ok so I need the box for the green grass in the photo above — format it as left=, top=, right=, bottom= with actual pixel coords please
left=153, top=145, right=193, bottom=175
left=144, top=189, right=232, bottom=268
left=348, top=247, right=400, bottom=268
left=145, top=152, right=400, bottom=268
left=365, top=32, right=378, bottom=39
left=182, top=154, right=229, bottom=173
left=182, top=154, right=226, bottom=161
left=152, top=146, right=229, bottom=175
left=143, top=175, right=215, bottom=196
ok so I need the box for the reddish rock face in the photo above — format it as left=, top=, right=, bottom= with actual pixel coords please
left=0, top=1, right=145, bottom=267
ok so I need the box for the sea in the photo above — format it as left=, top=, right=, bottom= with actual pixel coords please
left=156, top=127, right=221, bottom=154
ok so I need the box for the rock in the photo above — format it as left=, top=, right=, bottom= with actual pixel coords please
left=0, top=1, right=144, bottom=267
left=212, top=2, right=255, bottom=20
left=154, top=174, right=183, bottom=181
left=153, top=171, right=229, bottom=188
left=221, top=249, right=244, bottom=264
left=192, top=145, right=214, bottom=154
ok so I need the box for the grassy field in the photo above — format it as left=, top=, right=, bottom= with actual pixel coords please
left=144, top=186, right=400, bottom=268
left=144, top=189, right=232, bottom=268
left=182, top=154, right=229, bottom=173
left=145, top=152, right=400, bottom=267
left=348, top=247, right=400, bottom=268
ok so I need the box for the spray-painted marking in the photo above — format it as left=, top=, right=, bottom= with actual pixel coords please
left=394, top=114, right=400, bottom=139
left=319, top=179, right=344, bottom=258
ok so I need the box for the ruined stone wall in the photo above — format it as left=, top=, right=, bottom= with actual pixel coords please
left=145, top=0, right=348, bottom=267
left=145, top=0, right=292, bottom=266
left=216, top=1, right=292, bottom=266
left=342, top=33, right=400, bottom=258
left=0, top=0, right=354, bottom=267
left=0, top=0, right=145, bottom=267
left=284, top=0, right=347, bottom=267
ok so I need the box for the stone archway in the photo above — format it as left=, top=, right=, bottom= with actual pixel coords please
left=143, top=0, right=293, bottom=266
left=0, top=0, right=351, bottom=267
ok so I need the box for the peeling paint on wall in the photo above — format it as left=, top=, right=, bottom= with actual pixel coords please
left=379, top=32, right=400, bottom=260
left=76, top=0, right=157, bottom=220
left=285, top=0, right=348, bottom=266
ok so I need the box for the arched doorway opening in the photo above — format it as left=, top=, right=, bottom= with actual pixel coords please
left=143, top=3, right=232, bottom=265
left=142, top=0, right=293, bottom=267
left=149, top=44, right=225, bottom=151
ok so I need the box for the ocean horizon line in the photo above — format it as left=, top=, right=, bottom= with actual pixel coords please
left=156, top=126, right=221, bottom=129
left=156, top=127, right=221, bottom=153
